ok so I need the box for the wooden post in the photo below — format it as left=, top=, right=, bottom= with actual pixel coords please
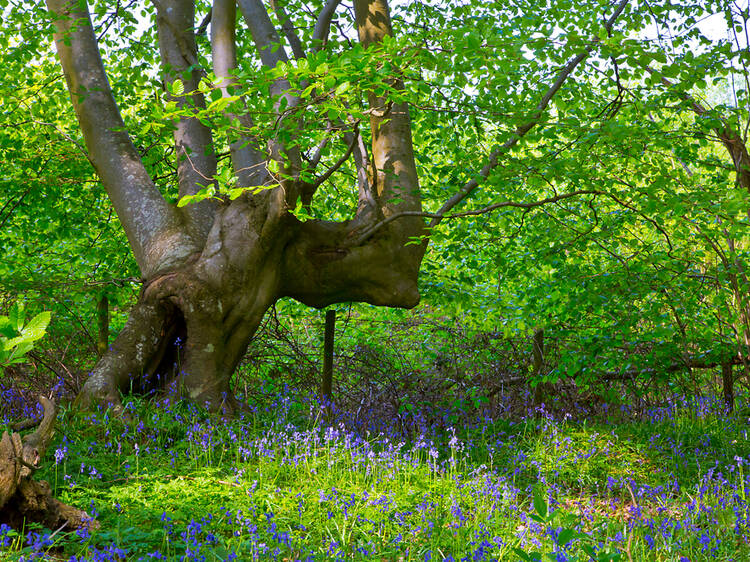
left=532, top=328, right=545, bottom=409
left=321, top=309, right=336, bottom=404
left=96, top=294, right=109, bottom=357
left=722, top=362, right=734, bottom=412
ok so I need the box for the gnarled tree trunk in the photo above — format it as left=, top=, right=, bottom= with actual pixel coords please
left=45, top=0, right=424, bottom=413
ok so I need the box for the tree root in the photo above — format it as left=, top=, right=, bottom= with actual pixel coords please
left=0, top=397, right=97, bottom=532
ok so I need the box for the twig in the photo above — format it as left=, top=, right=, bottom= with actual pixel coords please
left=351, top=190, right=602, bottom=245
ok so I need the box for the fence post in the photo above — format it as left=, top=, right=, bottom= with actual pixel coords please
left=532, top=328, right=545, bottom=410
left=321, top=309, right=336, bottom=408
left=722, top=362, right=734, bottom=412
left=97, top=293, right=109, bottom=357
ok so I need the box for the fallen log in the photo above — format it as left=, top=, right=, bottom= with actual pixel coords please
left=0, top=396, right=96, bottom=531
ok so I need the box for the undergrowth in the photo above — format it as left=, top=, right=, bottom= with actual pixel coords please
left=1, top=391, right=750, bottom=561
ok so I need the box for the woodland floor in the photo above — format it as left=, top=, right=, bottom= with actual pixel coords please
left=1, top=377, right=749, bottom=561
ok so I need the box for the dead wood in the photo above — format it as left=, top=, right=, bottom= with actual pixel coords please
left=0, top=396, right=97, bottom=531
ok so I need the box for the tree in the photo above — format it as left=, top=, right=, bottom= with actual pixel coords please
left=37, top=0, right=634, bottom=412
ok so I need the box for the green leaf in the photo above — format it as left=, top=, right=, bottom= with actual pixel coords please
left=556, top=528, right=580, bottom=546
left=170, top=79, right=184, bottom=96
left=582, top=545, right=596, bottom=558
left=0, top=317, right=13, bottom=338
left=334, top=81, right=350, bottom=96
left=207, top=96, right=237, bottom=113
left=177, top=186, right=216, bottom=207
left=532, top=485, right=548, bottom=519
left=8, top=340, right=34, bottom=360
left=20, top=311, right=51, bottom=342
left=9, top=302, right=24, bottom=332
left=227, top=188, right=246, bottom=200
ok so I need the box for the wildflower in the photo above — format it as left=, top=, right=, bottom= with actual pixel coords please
left=54, top=446, right=67, bottom=465
left=0, top=524, right=15, bottom=548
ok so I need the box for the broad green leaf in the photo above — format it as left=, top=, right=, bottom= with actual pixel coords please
left=170, top=79, right=184, bottom=96
left=532, top=485, right=548, bottom=519
left=21, top=311, right=51, bottom=342
left=9, top=302, right=24, bottom=331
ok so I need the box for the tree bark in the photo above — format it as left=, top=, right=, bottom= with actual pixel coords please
left=0, top=397, right=96, bottom=531
left=96, top=293, right=108, bottom=357
left=722, top=362, right=734, bottom=413
left=46, top=0, right=199, bottom=277
left=322, top=310, right=335, bottom=403
left=531, top=328, right=549, bottom=411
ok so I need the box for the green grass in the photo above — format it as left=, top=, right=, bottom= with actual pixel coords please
left=2, top=394, right=750, bottom=561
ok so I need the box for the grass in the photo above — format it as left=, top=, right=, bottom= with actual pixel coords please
left=2, top=392, right=750, bottom=561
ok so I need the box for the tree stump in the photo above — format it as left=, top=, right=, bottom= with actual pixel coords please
left=0, top=396, right=96, bottom=531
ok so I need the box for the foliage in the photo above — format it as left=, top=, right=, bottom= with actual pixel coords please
left=2, top=0, right=750, bottom=556
left=0, top=301, right=50, bottom=366
left=0, top=0, right=748, bottom=393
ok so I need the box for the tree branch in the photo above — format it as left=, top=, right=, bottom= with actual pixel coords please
left=645, top=65, right=750, bottom=192
left=236, top=0, right=289, bottom=68
left=45, top=0, right=196, bottom=277
left=196, top=7, right=212, bottom=37
left=308, top=122, right=335, bottom=170
left=153, top=0, right=218, bottom=237
left=312, top=0, right=342, bottom=51
left=351, top=190, right=602, bottom=245
left=237, top=0, right=301, bottom=185
left=212, top=0, right=268, bottom=188
left=270, top=0, right=305, bottom=59
left=312, top=124, right=359, bottom=189
left=354, top=0, right=423, bottom=238
left=426, top=0, right=630, bottom=230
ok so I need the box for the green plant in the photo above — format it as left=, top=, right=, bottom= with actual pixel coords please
left=0, top=301, right=50, bottom=366
left=513, top=485, right=622, bottom=562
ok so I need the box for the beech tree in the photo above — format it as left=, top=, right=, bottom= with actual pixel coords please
left=39, top=0, right=631, bottom=412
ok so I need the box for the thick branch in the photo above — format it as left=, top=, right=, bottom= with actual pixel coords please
left=312, top=0, right=343, bottom=51
left=237, top=0, right=301, bottom=188
left=153, top=0, right=218, bottom=237
left=236, top=0, right=289, bottom=68
left=212, top=0, right=268, bottom=188
left=20, top=397, right=57, bottom=475
left=280, top=219, right=421, bottom=309
left=270, top=0, right=305, bottom=59
left=354, top=0, right=423, bottom=239
left=646, top=66, right=750, bottom=192
left=45, top=0, right=193, bottom=277
left=350, top=127, right=377, bottom=215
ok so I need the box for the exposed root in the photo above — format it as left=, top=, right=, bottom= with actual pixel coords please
left=0, top=397, right=97, bottom=532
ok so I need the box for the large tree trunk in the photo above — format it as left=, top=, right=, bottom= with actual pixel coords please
left=47, top=0, right=425, bottom=413
left=76, top=201, right=422, bottom=413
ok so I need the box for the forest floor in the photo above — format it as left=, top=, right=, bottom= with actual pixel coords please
left=1, top=387, right=749, bottom=561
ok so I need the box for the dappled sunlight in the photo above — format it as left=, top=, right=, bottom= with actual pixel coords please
left=2, top=389, right=750, bottom=560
